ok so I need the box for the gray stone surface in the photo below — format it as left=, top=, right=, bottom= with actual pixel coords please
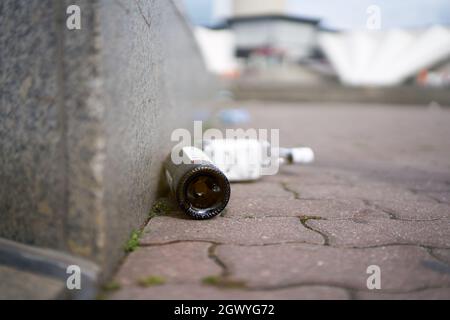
left=1, top=0, right=66, bottom=250
left=0, top=265, right=65, bottom=300
left=0, top=0, right=213, bottom=277
left=0, top=237, right=100, bottom=299
left=141, top=216, right=324, bottom=245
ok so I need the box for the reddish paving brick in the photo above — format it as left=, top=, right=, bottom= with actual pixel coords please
left=215, top=244, right=450, bottom=292
left=306, top=218, right=450, bottom=248
left=284, top=181, right=430, bottom=203
left=230, top=181, right=292, bottom=199
left=355, top=288, right=450, bottom=300
left=431, top=248, right=450, bottom=265
left=225, top=197, right=388, bottom=220
left=370, top=200, right=450, bottom=220
left=114, top=242, right=221, bottom=286
left=140, top=216, right=324, bottom=245
left=110, top=284, right=350, bottom=300
left=425, top=191, right=450, bottom=204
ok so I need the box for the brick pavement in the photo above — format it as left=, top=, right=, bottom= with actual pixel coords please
left=108, top=102, right=450, bottom=299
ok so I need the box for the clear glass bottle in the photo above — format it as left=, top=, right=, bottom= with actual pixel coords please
left=202, top=139, right=314, bottom=182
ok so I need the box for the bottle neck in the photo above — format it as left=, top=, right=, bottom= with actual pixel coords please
left=276, top=147, right=315, bottom=165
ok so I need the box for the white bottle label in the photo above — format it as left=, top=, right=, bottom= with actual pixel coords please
left=182, top=146, right=212, bottom=164
left=203, top=139, right=262, bottom=181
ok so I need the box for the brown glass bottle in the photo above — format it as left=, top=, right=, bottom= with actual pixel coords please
left=165, top=146, right=230, bottom=219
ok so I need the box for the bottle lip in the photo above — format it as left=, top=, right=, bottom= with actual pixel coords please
left=176, top=165, right=231, bottom=219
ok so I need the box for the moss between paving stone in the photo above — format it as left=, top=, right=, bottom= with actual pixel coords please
left=148, top=198, right=172, bottom=219
left=137, top=276, right=166, bottom=287
left=299, top=215, right=325, bottom=223
left=202, top=276, right=246, bottom=289
left=96, top=281, right=122, bottom=299
left=102, top=280, right=121, bottom=291
left=124, top=230, right=142, bottom=253
left=123, top=199, right=172, bottom=253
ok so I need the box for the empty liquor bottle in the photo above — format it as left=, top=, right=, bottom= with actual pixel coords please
left=202, top=139, right=314, bottom=182
left=165, top=146, right=230, bottom=219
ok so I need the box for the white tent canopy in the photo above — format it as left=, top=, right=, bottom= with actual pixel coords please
left=194, top=27, right=237, bottom=75
left=319, top=26, right=450, bottom=86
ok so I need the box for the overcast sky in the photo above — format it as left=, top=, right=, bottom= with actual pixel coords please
left=183, top=0, right=450, bottom=30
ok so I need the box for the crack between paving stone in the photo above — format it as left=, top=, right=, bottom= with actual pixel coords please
left=217, top=214, right=445, bottom=224
left=139, top=239, right=323, bottom=248
left=139, top=239, right=450, bottom=250
left=134, top=241, right=450, bottom=296
left=208, top=243, right=229, bottom=278
left=408, top=187, right=449, bottom=205
left=299, top=216, right=330, bottom=246
left=246, top=281, right=450, bottom=296
left=424, top=247, right=450, bottom=267
left=361, top=199, right=445, bottom=222
left=280, top=182, right=333, bottom=201
left=281, top=181, right=446, bottom=222
left=280, top=181, right=301, bottom=200
left=424, top=193, right=449, bottom=205
left=127, top=277, right=450, bottom=298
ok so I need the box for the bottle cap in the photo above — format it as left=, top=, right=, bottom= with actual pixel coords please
left=290, top=147, right=314, bottom=164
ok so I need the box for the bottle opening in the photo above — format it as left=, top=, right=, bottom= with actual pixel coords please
left=186, top=174, right=225, bottom=210
left=177, top=165, right=231, bottom=219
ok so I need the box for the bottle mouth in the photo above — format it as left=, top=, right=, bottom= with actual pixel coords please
left=177, top=166, right=230, bottom=219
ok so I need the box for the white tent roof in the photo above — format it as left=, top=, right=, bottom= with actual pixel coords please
left=194, top=27, right=237, bottom=75
left=319, top=26, right=450, bottom=86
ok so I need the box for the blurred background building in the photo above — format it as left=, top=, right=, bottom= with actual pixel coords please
left=185, top=0, right=450, bottom=89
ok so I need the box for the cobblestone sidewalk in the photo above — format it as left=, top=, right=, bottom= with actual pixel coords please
left=108, top=102, right=450, bottom=299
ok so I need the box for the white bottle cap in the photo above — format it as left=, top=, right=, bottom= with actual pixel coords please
left=290, top=147, right=315, bottom=164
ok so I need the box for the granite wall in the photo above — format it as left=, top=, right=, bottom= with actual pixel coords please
left=0, top=0, right=213, bottom=276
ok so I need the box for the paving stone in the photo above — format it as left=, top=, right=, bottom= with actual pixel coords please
left=355, top=288, right=450, bottom=300
left=108, top=103, right=450, bottom=299
left=110, top=284, right=350, bottom=300
left=0, top=265, right=65, bottom=300
left=140, top=216, right=324, bottom=246
left=231, top=182, right=292, bottom=199
left=215, top=244, right=450, bottom=291
left=225, top=197, right=388, bottom=220
left=307, top=217, right=450, bottom=248
left=264, top=165, right=359, bottom=186
left=224, top=197, right=302, bottom=218
left=371, top=199, right=450, bottom=220
left=425, top=191, right=450, bottom=204
left=114, top=242, right=221, bottom=286
left=430, top=248, right=450, bottom=265
left=284, top=181, right=430, bottom=203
